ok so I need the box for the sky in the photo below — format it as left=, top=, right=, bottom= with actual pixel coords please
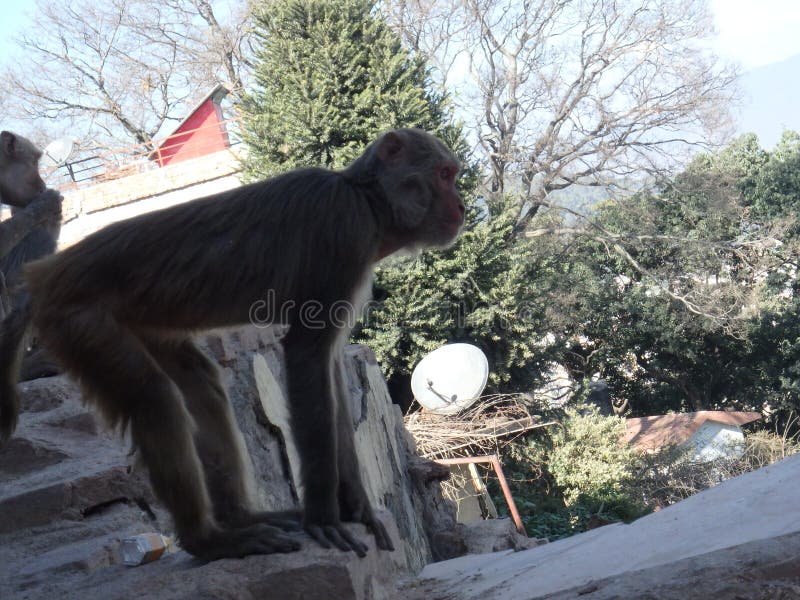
left=1, top=2, right=798, bottom=66
left=1, top=2, right=800, bottom=70
left=710, top=0, right=800, bottom=69
left=0, top=1, right=799, bottom=142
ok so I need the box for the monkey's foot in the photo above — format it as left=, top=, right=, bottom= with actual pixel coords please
left=181, top=524, right=301, bottom=561
left=304, top=521, right=370, bottom=558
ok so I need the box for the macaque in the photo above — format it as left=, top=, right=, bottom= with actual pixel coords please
left=0, top=131, right=62, bottom=380
left=0, top=128, right=464, bottom=561
left=0, top=130, right=49, bottom=209
left=0, top=131, right=62, bottom=291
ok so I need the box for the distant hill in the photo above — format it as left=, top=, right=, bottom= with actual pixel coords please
left=736, top=53, right=800, bottom=149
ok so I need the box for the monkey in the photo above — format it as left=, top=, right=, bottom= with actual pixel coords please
left=0, top=131, right=62, bottom=292
left=0, top=131, right=62, bottom=381
left=0, top=128, right=465, bottom=561
left=0, top=131, right=50, bottom=209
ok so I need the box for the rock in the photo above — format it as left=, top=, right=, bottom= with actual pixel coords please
left=18, top=376, right=79, bottom=413
left=46, top=411, right=100, bottom=435
left=0, top=372, right=159, bottom=539
left=0, top=326, right=457, bottom=599
left=200, top=328, right=298, bottom=514
left=7, top=519, right=403, bottom=600
left=454, top=518, right=542, bottom=555
left=429, top=529, right=468, bottom=561
left=0, top=438, right=68, bottom=476
left=251, top=339, right=456, bottom=572
left=0, top=467, right=152, bottom=535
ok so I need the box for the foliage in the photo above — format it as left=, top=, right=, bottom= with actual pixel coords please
left=749, top=131, right=800, bottom=222
left=548, top=408, right=638, bottom=505
left=241, top=0, right=551, bottom=398
left=491, top=408, right=800, bottom=541
left=241, top=0, right=461, bottom=178
left=523, top=131, right=800, bottom=423
left=490, top=408, right=647, bottom=540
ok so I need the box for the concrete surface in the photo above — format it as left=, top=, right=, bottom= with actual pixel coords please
left=405, top=452, right=800, bottom=599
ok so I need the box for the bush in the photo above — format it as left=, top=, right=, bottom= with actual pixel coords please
left=549, top=408, right=638, bottom=504
left=490, top=407, right=649, bottom=540
left=490, top=407, right=799, bottom=541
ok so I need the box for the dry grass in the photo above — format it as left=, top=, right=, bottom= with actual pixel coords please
left=404, top=394, right=552, bottom=459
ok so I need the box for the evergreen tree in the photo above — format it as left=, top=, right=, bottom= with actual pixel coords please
left=241, top=0, right=459, bottom=177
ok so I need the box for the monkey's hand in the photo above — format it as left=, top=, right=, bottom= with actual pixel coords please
left=303, top=505, right=371, bottom=558
left=28, top=189, right=63, bottom=222
left=339, top=479, right=395, bottom=553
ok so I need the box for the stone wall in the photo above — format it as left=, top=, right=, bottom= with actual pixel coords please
left=0, top=327, right=456, bottom=599
left=57, top=147, right=244, bottom=247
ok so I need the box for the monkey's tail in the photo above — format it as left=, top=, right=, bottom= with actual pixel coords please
left=0, top=300, right=30, bottom=447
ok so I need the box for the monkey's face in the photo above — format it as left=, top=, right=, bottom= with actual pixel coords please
left=0, top=167, right=46, bottom=208
left=0, top=132, right=46, bottom=207
left=426, top=159, right=465, bottom=247
left=368, top=128, right=465, bottom=251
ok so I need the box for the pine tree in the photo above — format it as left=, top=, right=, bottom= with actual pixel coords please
left=241, top=0, right=459, bottom=177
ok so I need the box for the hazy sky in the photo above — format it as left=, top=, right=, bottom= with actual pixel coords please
left=711, top=0, right=800, bottom=69
left=1, top=2, right=799, bottom=70
left=0, top=1, right=798, bottom=147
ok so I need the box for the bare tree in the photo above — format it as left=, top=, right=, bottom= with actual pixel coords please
left=162, top=0, right=254, bottom=96
left=3, top=0, right=253, bottom=151
left=385, top=0, right=739, bottom=226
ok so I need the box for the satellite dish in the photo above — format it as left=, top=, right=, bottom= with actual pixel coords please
left=411, top=343, right=489, bottom=415
left=41, top=138, right=75, bottom=168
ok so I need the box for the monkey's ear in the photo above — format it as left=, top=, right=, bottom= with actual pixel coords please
left=375, top=131, right=405, bottom=165
left=1, top=132, right=16, bottom=157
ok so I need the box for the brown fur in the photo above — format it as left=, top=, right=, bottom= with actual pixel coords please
left=0, top=132, right=61, bottom=279
left=0, top=128, right=464, bottom=561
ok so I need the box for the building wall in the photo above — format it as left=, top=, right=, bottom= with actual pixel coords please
left=154, top=100, right=230, bottom=167
left=58, top=147, right=244, bottom=247
left=686, top=422, right=746, bottom=462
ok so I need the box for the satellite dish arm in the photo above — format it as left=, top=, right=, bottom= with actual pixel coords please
left=426, top=379, right=457, bottom=404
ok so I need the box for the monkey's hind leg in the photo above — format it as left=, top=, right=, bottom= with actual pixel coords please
left=145, top=336, right=301, bottom=532
left=35, top=308, right=299, bottom=560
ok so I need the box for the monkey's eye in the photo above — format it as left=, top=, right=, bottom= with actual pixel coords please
left=439, top=167, right=454, bottom=181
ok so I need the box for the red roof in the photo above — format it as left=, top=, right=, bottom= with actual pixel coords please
left=622, top=411, right=761, bottom=451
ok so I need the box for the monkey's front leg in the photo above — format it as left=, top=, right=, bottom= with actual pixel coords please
left=283, top=326, right=368, bottom=555
left=333, top=356, right=395, bottom=553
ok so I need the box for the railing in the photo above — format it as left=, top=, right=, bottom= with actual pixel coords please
left=43, top=117, right=243, bottom=191
left=436, top=454, right=528, bottom=536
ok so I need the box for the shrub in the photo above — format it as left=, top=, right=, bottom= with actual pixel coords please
left=490, top=407, right=648, bottom=540
left=490, top=408, right=798, bottom=541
